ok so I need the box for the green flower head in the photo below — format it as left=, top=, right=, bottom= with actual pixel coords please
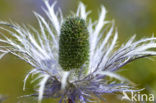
left=59, top=17, right=89, bottom=71
left=1, top=1, right=156, bottom=103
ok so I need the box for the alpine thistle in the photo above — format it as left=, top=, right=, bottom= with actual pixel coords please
left=0, top=0, right=156, bottom=103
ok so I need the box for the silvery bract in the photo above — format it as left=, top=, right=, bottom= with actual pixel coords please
left=0, top=0, right=156, bottom=103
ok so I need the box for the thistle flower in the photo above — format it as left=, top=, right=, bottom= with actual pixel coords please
left=0, top=0, right=156, bottom=103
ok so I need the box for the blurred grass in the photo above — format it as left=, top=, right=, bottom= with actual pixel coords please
left=0, top=0, right=156, bottom=103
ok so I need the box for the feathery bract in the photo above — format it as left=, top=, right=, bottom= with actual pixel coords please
left=0, top=0, right=156, bottom=103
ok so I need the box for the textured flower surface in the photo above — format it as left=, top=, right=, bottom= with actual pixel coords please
left=0, top=0, right=156, bottom=103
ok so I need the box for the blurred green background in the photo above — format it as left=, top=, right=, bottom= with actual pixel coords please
left=0, top=0, right=156, bottom=103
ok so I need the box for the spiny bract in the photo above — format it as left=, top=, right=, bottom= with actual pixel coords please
left=59, top=17, right=89, bottom=71
left=0, top=0, right=156, bottom=103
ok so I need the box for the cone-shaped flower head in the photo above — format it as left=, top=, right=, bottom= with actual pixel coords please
left=0, top=0, right=156, bottom=103
left=59, top=17, right=89, bottom=71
